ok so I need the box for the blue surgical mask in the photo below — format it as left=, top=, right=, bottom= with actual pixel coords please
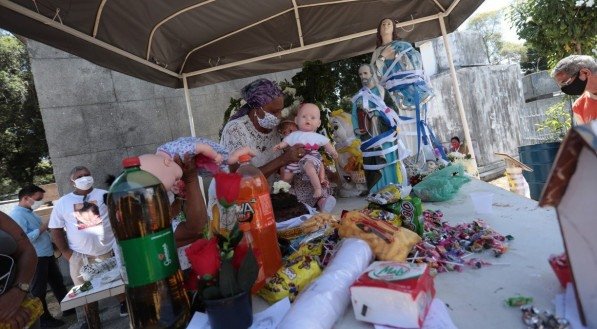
left=257, top=108, right=281, bottom=130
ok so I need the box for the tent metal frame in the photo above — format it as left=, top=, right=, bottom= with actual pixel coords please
left=1, top=0, right=476, bottom=161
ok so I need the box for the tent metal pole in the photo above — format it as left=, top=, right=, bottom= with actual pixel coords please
left=182, top=74, right=196, bottom=137
left=438, top=14, right=479, bottom=174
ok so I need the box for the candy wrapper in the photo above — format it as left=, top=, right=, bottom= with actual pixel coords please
left=258, top=255, right=322, bottom=304
left=366, top=184, right=403, bottom=205
left=370, top=196, right=424, bottom=236
left=360, top=208, right=402, bottom=228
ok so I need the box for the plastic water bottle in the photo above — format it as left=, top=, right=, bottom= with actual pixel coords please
left=235, top=154, right=282, bottom=292
left=107, top=156, right=190, bottom=328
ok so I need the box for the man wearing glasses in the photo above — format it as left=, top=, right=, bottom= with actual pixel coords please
left=49, top=166, right=127, bottom=328
left=552, top=55, right=597, bottom=124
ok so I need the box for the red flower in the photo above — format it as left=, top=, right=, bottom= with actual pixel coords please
left=195, top=154, right=220, bottom=174
left=214, top=172, right=241, bottom=207
left=231, top=240, right=249, bottom=270
left=185, top=238, right=221, bottom=279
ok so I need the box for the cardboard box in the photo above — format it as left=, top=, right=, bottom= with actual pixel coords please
left=350, top=262, right=435, bottom=328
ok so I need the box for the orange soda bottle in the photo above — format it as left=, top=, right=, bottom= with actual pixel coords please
left=235, top=154, right=282, bottom=292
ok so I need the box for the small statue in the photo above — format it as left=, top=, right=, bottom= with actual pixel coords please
left=330, top=110, right=367, bottom=197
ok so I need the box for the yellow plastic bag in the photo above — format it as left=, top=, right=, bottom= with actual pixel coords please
left=0, top=296, right=43, bottom=329
left=257, top=255, right=322, bottom=304
left=338, top=211, right=421, bottom=262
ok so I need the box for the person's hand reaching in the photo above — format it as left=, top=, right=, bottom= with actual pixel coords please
left=283, top=144, right=306, bottom=164
left=173, top=154, right=197, bottom=185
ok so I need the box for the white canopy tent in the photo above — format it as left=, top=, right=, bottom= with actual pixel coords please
left=0, top=0, right=483, bottom=159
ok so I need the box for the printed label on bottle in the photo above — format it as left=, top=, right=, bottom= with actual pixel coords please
left=118, top=228, right=179, bottom=287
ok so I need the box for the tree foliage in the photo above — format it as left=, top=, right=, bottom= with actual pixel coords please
left=0, top=34, right=52, bottom=197
left=464, top=10, right=506, bottom=64
left=289, top=53, right=371, bottom=110
left=509, top=0, right=597, bottom=66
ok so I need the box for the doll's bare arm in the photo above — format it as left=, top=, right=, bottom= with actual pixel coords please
left=195, top=143, right=223, bottom=165
left=273, top=141, right=289, bottom=151
left=323, top=142, right=338, bottom=160
left=227, top=146, right=255, bottom=165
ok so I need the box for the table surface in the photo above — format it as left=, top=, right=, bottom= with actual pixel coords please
left=331, top=178, right=564, bottom=329
left=61, top=178, right=564, bottom=329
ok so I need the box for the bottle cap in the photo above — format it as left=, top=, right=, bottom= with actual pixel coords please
left=122, top=156, right=141, bottom=168
left=238, top=154, right=253, bottom=163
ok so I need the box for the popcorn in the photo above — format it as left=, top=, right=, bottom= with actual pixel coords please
left=273, top=180, right=291, bottom=194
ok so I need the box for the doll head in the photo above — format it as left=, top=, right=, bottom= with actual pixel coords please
left=295, top=103, right=321, bottom=133
left=139, top=153, right=183, bottom=193
left=278, top=120, right=298, bottom=137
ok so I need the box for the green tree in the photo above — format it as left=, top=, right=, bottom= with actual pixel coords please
left=0, top=34, right=52, bottom=197
left=509, top=0, right=597, bottom=66
left=290, top=53, right=371, bottom=110
left=463, top=10, right=505, bottom=64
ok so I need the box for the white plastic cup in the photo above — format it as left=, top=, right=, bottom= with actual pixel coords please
left=470, top=192, right=494, bottom=214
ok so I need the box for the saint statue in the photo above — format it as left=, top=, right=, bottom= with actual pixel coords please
left=351, top=63, right=409, bottom=193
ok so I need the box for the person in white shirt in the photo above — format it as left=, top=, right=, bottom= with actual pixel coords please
left=49, top=166, right=127, bottom=326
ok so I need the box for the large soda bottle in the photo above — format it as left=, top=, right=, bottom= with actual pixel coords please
left=107, top=157, right=190, bottom=328
left=235, top=154, right=282, bottom=292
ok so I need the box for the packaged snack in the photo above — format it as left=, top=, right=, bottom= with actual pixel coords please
left=257, top=255, right=322, bottom=304
left=350, top=262, right=435, bottom=328
left=382, top=196, right=424, bottom=236
left=338, top=211, right=421, bottom=262
left=366, top=184, right=402, bottom=205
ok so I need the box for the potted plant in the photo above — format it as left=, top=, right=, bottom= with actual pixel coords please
left=185, top=172, right=259, bottom=329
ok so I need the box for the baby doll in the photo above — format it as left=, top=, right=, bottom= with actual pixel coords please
left=273, top=103, right=339, bottom=200
left=140, top=137, right=252, bottom=194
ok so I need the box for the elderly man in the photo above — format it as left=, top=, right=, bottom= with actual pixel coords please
left=552, top=55, right=597, bottom=124
left=49, top=166, right=127, bottom=328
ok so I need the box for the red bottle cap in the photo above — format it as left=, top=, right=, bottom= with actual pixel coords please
left=122, top=156, right=141, bottom=168
left=238, top=154, right=253, bottom=163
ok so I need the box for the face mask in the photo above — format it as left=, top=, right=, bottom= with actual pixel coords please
left=31, top=199, right=44, bottom=210
left=561, top=75, right=588, bottom=95
left=257, top=108, right=281, bottom=130
left=73, top=176, right=94, bottom=191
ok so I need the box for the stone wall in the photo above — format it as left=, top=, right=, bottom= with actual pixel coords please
left=520, top=71, right=569, bottom=144
left=418, top=32, right=526, bottom=177
left=424, top=64, right=526, bottom=168
left=27, top=40, right=298, bottom=195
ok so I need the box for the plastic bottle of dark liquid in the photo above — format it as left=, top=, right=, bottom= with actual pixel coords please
left=107, top=157, right=189, bottom=328
left=235, top=154, right=282, bottom=292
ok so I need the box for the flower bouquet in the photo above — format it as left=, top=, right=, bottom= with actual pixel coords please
left=185, top=172, right=259, bottom=329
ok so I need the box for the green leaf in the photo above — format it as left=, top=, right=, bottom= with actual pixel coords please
left=202, top=286, right=222, bottom=300
left=237, top=248, right=259, bottom=293
left=219, top=259, right=239, bottom=298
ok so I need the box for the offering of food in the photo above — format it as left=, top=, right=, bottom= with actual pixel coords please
left=270, top=181, right=310, bottom=222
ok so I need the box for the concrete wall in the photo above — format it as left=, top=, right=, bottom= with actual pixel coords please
left=418, top=31, right=526, bottom=177
left=520, top=71, right=570, bottom=144
left=27, top=40, right=298, bottom=195
left=419, top=31, right=490, bottom=76
left=425, top=64, right=526, bottom=167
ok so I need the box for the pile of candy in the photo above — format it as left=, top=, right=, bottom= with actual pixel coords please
left=408, top=210, right=513, bottom=275
left=521, top=306, right=569, bottom=329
